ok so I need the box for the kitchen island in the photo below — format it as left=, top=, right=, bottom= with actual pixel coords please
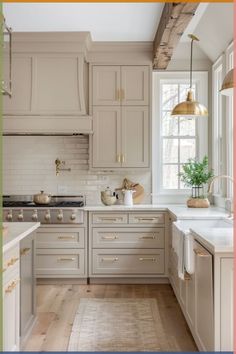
left=3, top=222, right=40, bottom=351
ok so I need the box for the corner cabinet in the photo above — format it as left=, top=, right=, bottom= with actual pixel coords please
left=91, top=64, right=151, bottom=169
left=4, top=54, right=88, bottom=116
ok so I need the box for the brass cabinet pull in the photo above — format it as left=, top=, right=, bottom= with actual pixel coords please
left=120, top=88, right=125, bottom=100
left=5, top=279, right=20, bottom=294
left=139, top=257, right=157, bottom=262
left=99, top=217, right=121, bottom=221
left=101, top=257, right=119, bottom=262
left=57, top=257, right=75, bottom=261
left=117, top=154, right=121, bottom=163
left=184, top=272, right=192, bottom=281
left=58, top=236, right=75, bottom=240
left=101, top=235, right=118, bottom=240
left=194, top=248, right=210, bottom=257
left=7, top=257, right=19, bottom=266
left=139, top=235, right=156, bottom=240
left=121, top=154, right=125, bottom=163
left=137, top=217, right=158, bottom=221
left=20, top=248, right=30, bottom=256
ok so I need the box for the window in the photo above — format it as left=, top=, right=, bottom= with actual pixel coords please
left=152, top=72, right=208, bottom=203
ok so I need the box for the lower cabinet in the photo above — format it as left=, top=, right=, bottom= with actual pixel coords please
left=35, top=225, right=87, bottom=278
left=3, top=244, right=20, bottom=351
left=20, top=232, right=36, bottom=345
left=89, top=212, right=167, bottom=279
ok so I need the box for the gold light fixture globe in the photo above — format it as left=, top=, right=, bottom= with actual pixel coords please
left=220, top=68, right=234, bottom=96
left=171, top=34, right=208, bottom=117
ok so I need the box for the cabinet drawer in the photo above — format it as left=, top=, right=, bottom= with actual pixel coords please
left=92, top=213, right=128, bottom=225
left=129, top=213, right=165, bottom=225
left=36, top=228, right=84, bottom=248
left=36, top=249, right=85, bottom=276
left=92, top=249, right=164, bottom=275
left=3, top=245, right=20, bottom=283
left=92, top=227, right=164, bottom=249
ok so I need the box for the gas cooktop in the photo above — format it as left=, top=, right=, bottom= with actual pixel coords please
left=3, top=200, right=84, bottom=208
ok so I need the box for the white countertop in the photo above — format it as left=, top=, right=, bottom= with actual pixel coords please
left=190, top=227, right=233, bottom=254
left=84, top=204, right=229, bottom=219
left=3, top=222, right=40, bottom=253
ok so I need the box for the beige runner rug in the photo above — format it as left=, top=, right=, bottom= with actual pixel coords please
left=68, top=298, right=169, bottom=352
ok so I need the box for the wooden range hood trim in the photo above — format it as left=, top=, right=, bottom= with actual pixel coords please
left=153, top=2, right=199, bottom=70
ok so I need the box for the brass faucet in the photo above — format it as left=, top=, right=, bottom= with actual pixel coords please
left=208, top=175, right=234, bottom=218
left=55, top=158, right=71, bottom=176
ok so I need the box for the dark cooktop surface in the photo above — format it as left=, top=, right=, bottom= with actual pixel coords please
left=3, top=201, right=84, bottom=208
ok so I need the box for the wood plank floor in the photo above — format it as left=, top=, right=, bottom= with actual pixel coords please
left=24, top=284, right=198, bottom=352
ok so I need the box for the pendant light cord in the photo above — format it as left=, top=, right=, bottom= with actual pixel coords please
left=190, top=38, right=193, bottom=90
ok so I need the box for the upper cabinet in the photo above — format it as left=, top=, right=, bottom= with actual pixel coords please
left=92, top=65, right=149, bottom=106
left=3, top=53, right=88, bottom=116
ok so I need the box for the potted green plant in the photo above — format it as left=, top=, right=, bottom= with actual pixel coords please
left=179, top=156, right=214, bottom=208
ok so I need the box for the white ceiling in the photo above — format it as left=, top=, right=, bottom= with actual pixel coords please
left=3, top=2, right=164, bottom=41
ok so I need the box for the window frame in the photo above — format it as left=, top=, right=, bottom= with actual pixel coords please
left=152, top=71, right=208, bottom=203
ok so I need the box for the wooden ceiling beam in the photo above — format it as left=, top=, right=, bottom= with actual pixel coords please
left=153, top=2, right=199, bottom=70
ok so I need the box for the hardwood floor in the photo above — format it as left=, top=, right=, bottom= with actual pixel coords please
left=24, top=284, right=197, bottom=352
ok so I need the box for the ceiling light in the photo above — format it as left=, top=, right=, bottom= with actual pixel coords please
left=171, top=34, right=208, bottom=117
left=220, top=68, right=233, bottom=96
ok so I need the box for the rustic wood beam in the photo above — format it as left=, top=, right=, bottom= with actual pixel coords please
left=153, top=2, right=199, bottom=70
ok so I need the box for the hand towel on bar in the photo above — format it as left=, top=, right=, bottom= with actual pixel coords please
left=172, top=222, right=185, bottom=280
left=184, top=232, right=195, bottom=274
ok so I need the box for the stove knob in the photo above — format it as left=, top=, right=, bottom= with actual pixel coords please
left=6, top=210, right=13, bottom=222
left=32, top=210, right=38, bottom=221
left=18, top=210, right=24, bottom=222
left=44, top=210, right=51, bottom=222
left=70, top=213, right=76, bottom=221
left=57, top=209, right=63, bottom=221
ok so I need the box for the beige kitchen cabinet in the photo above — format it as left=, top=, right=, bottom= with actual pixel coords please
left=3, top=244, right=20, bottom=351
left=194, top=240, right=214, bottom=351
left=92, top=65, right=149, bottom=106
left=92, top=106, right=150, bottom=168
left=89, top=211, right=168, bottom=280
left=20, top=232, right=36, bottom=346
left=3, top=53, right=88, bottom=116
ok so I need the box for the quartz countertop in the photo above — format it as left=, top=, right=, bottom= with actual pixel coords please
left=3, top=222, right=40, bottom=253
left=190, top=226, right=233, bottom=254
left=84, top=204, right=229, bottom=219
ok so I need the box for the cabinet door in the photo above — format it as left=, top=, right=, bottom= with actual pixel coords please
left=220, top=258, right=234, bottom=351
left=121, top=66, right=149, bottom=105
left=121, top=106, right=149, bottom=167
left=92, top=66, right=120, bottom=105
left=20, top=232, right=36, bottom=341
left=3, top=273, right=20, bottom=351
left=194, top=241, right=214, bottom=351
left=185, top=273, right=195, bottom=328
left=92, top=106, right=122, bottom=168
left=33, top=55, right=86, bottom=115
left=3, top=55, right=33, bottom=115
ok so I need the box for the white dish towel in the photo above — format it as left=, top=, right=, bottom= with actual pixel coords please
left=172, top=222, right=185, bottom=280
left=184, top=232, right=195, bottom=274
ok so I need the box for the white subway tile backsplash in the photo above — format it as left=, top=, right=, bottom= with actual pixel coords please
left=3, top=135, right=151, bottom=204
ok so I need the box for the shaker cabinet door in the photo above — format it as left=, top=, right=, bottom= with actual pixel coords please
left=121, top=106, right=149, bottom=167
left=121, top=66, right=149, bottom=105
left=92, top=66, right=121, bottom=106
left=92, top=106, right=122, bottom=168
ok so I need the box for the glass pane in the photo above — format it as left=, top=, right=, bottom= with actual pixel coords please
left=179, top=84, right=196, bottom=101
left=163, top=139, right=178, bottom=163
left=162, top=84, right=178, bottom=110
left=179, top=117, right=196, bottom=136
left=162, top=111, right=178, bottom=136
left=163, top=165, right=178, bottom=189
left=180, top=139, right=196, bottom=163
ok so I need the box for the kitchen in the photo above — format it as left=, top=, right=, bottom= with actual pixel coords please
left=1, top=2, right=234, bottom=352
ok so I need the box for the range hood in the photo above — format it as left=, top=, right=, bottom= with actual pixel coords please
left=3, top=32, right=93, bottom=135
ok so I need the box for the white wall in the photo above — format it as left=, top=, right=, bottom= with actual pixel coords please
left=3, top=135, right=151, bottom=205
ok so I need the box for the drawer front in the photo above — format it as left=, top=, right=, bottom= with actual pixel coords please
left=92, top=213, right=128, bottom=225
left=92, top=227, right=164, bottom=249
left=92, top=249, right=164, bottom=275
left=36, top=249, right=85, bottom=275
left=129, top=213, right=165, bottom=225
left=36, top=228, right=85, bottom=248
left=3, top=245, right=20, bottom=283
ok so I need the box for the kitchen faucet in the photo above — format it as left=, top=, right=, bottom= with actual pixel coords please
left=208, top=175, right=234, bottom=218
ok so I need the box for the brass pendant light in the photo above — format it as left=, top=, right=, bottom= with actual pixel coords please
left=171, top=34, right=208, bottom=117
left=220, top=68, right=234, bottom=96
